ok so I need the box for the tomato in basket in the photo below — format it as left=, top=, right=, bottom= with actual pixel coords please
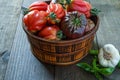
left=29, top=1, right=48, bottom=11
left=23, top=10, right=48, bottom=32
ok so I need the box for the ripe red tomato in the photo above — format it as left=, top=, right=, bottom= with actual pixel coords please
left=29, top=1, right=48, bottom=11
left=23, top=10, right=48, bottom=32
left=38, top=25, right=60, bottom=40
left=47, top=3, right=65, bottom=24
left=47, top=3, right=65, bottom=19
left=68, top=0, right=92, bottom=18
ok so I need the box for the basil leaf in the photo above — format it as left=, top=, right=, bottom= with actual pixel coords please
left=92, top=58, right=97, bottom=67
left=92, top=58, right=99, bottom=71
left=98, top=67, right=115, bottom=76
left=89, top=50, right=99, bottom=55
left=94, top=72, right=103, bottom=80
left=77, top=63, right=93, bottom=72
left=117, top=61, right=120, bottom=68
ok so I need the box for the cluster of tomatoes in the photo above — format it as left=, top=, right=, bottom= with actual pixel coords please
left=23, top=0, right=92, bottom=40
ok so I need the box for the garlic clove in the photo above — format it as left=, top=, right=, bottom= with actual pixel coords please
left=98, top=48, right=108, bottom=67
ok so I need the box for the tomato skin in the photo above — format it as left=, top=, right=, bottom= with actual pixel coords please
left=23, top=10, right=48, bottom=32
left=61, top=11, right=87, bottom=39
left=68, top=0, right=92, bottom=18
left=47, top=3, right=65, bottom=24
left=38, top=25, right=60, bottom=40
left=29, top=1, right=48, bottom=11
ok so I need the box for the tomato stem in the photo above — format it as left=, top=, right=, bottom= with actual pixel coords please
left=59, top=0, right=71, bottom=9
left=21, top=6, right=29, bottom=15
left=49, top=12, right=56, bottom=19
left=91, top=8, right=101, bottom=16
left=57, top=30, right=65, bottom=39
left=72, top=17, right=81, bottom=26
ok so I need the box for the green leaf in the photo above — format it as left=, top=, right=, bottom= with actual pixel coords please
left=98, top=67, right=115, bottom=76
left=92, top=58, right=99, bottom=69
left=77, top=63, right=93, bottom=72
left=117, top=61, right=120, bottom=68
left=91, top=8, right=101, bottom=16
left=89, top=50, right=99, bottom=55
left=94, top=72, right=103, bottom=80
left=21, top=6, right=29, bottom=15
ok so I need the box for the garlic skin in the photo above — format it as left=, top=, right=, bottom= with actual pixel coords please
left=98, top=44, right=120, bottom=68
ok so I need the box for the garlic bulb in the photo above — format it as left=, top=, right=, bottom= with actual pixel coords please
left=98, top=44, right=120, bottom=68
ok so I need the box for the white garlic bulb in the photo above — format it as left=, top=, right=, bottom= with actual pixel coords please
left=98, top=44, right=120, bottom=68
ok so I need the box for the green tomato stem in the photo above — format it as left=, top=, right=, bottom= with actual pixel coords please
left=49, top=12, right=56, bottom=19
left=21, top=6, right=29, bottom=15
left=91, top=8, right=101, bottom=16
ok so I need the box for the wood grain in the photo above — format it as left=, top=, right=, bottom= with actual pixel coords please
left=4, top=13, right=55, bottom=80
left=90, top=0, right=120, bottom=80
left=0, top=0, right=23, bottom=80
left=5, top=0, right=54, bottom=80
left=90, top=0, right=120, bottom=49
left=3, top=0, right=120, bottom=80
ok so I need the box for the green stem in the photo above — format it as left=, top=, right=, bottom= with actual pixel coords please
left=91, top=8, right=101, bottom=16
left=21, top=6, right=29, bottom=15
left=49, top=12, right=56, bottom=19
left=72, top=18, right=81, bottom=26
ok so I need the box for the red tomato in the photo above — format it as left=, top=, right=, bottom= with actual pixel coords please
left=68, top=0, right=92, bottom=18
left=23, top=10, right=48, bottom=32
left=47, top=3, right=65, bottom=24
left=38, top=25, right=60, bottom=40
left=29, top=1, right=48, bottom=11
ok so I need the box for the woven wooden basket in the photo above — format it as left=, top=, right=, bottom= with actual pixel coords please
left=22, top=15, right=99, bottom=65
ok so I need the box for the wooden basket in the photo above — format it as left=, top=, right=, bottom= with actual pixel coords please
left=22, top=15, right=99, bottom=65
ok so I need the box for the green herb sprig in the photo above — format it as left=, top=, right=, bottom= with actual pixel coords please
left=77, top=50, right=115, bottom=80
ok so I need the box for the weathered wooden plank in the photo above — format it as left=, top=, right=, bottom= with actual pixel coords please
left=4, top=0, right=55, bottom=80
left=4, top=0, right=120, bottom=80
left=0, top=0, right=23, bottom=80
left=90, top=0, right=120, bottom=80
left=91, top=0, right=120, bottom=50
left=0, top=0, right=23, bottom=53
left=4, top=13, right=54, bottom=80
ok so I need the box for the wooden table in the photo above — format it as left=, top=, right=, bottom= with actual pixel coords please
left=0, top=0, right=120, bottom=80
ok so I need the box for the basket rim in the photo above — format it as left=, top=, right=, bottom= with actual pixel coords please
left=22, top=15, right=100, bottom=44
